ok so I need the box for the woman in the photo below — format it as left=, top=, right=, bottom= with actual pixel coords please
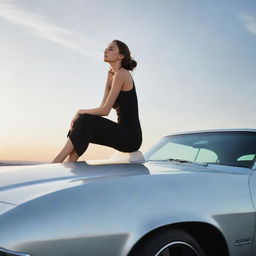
left=51, top=39, right=142, bottom=163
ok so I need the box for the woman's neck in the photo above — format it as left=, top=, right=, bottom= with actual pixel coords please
left=110, top=64, right=122, bottom=73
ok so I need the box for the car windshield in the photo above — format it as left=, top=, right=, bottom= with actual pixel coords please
left=144, top=131, right=256, bottom=168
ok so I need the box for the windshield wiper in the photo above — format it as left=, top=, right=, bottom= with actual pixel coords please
left=168, top=158, right=208, bottom=167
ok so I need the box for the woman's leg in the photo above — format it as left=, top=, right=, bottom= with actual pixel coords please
left=67, top=150, right=80, bottom=162
left=52, top=114, right=141, bottom=164
left=51, top=138, right=75, bottom=163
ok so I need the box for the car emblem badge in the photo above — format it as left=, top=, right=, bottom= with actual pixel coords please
left=235, top=239, right=251, bottom=246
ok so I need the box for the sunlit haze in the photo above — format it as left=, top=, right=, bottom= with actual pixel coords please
left=1, top=0, right=256, bottom=162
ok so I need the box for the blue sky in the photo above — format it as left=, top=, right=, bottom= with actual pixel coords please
left=0, top=0, right=256, bottom=161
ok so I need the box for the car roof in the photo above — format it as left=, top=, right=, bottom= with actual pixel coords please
left=165, top=128, right=256, bottom=137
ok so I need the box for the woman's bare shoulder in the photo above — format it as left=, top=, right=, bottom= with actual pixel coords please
left=114, top=68, right=131, bottom=80
left=114, top=68, right=133, bottom=91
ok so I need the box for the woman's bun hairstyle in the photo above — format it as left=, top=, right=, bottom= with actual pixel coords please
left=112, top=39, right=137, bottom=71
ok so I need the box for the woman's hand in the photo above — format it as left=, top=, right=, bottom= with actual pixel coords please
left=107, top=68, right=115, bottom=83
left=70, top=112, right=80, bottom=130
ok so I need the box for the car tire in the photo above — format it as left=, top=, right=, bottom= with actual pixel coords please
left=129, top=228, right=205, bottom=256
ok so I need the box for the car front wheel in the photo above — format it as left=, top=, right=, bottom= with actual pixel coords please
left=130, top=228, right=205, bottom=256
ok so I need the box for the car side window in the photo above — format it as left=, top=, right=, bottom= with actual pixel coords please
left=236, top=154, right=256, bottom=167
left=237, top=154, right=255, bottom=161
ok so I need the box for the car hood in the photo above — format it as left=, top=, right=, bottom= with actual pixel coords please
left=0, top=161, right=151, bottom=205
left=0, top=160, right=251, bottom=206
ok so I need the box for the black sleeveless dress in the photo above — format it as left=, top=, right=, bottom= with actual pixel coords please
left=67, top=77, right=142, bottom=156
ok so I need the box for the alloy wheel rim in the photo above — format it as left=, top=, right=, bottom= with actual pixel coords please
left=154, top=241, right=200, bottom=256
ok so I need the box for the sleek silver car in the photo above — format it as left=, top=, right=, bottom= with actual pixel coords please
left=1, top=129, right=256, bottom=256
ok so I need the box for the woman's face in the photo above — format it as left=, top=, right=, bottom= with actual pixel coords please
left=104, top=42, right=123, bottom=63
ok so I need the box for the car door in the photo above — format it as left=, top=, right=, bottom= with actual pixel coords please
left=248, top=168, right=256, bottom=256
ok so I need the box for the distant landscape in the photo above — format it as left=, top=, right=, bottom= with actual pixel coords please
left=0, top=161, right=47, bottom=167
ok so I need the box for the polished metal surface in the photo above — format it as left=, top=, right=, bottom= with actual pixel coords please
left=165, top=128, right=256, bottom=137
left=154, top=241, right=200, bottom=256
left=1, top=130, right=256, bottom=256
left=0, top=247, right=31, bottom=256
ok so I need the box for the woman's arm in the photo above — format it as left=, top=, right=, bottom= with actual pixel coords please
left=77, top=70, right=124, bottom=116
left=99, top=71, right=113, bottom=107
left=69, top=70, right=123, bottom=130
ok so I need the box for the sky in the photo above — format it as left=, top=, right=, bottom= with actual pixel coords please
left=0, top=0, right=256, bottom=162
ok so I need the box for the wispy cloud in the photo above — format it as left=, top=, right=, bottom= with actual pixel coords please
left=0, top=2, right=101, bottom=57
left=240, top=14, right=256, bottom=35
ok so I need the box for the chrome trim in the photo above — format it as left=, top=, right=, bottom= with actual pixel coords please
left=154, top=241, right=200, bottom=256
left=0, top=201, right=16, bottom=206
left=165, top=128, right=256, bottom=137
left=0, top=248, right=31, bottom=256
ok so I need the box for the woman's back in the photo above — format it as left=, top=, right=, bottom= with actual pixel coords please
left=113, top=78, right=141, bottom=127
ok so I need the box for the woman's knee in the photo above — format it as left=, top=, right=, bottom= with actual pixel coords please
left=75, top=114, right=94, bottom=127
left=79, top=113, right=97, bottom=123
